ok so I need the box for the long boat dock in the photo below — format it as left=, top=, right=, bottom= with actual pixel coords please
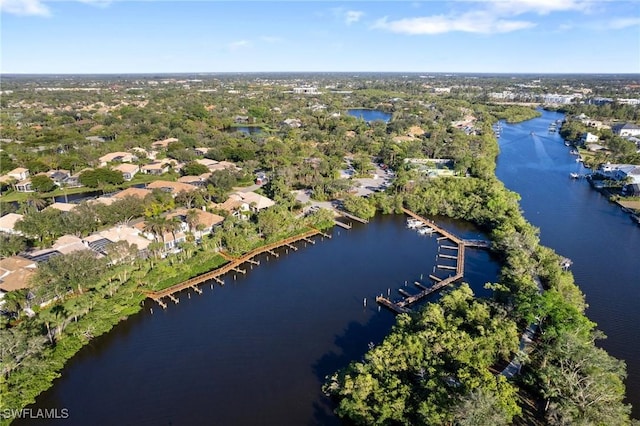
left=335, top=209, right=369, bottom=224
left=145, top=229, right=322, bottom=307
left=377, top=209, right=487, bottom=314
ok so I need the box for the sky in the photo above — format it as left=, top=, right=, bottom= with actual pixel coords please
left=1, top=0, right=639, bottom=74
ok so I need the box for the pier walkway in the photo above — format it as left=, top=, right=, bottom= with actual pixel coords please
left=145, top=229, right=322, bottom=307
left=377, top=209, right=489, bottom=314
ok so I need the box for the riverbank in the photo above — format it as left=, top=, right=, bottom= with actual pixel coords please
left=0, top=223, right=332, bottom=425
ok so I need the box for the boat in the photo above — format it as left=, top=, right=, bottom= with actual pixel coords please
left=570, top=150, right=579, bottom=155
left=406, top=218, right=425, bottom=229
left=417, top=227, right=435, bottom=235
left=530, top=131, right=535, bottom=136
left=570, top=173, right=580, bottom=179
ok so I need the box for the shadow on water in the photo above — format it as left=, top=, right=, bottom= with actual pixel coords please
left=312, top=313, right=397, bottom=426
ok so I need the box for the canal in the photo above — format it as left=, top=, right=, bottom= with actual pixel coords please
left=495, top=109, right=640, bottom=418
left=19, top=215, right=498, bottom=425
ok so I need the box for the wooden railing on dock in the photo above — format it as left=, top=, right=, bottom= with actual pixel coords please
left=145, top=229, right=322, bottom=306
left=377, top=210, right=488, bottom=314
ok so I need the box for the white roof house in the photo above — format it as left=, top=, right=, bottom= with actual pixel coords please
left=0, top=213, right=24, bottom=235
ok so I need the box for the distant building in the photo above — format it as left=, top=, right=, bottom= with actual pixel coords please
left=113, top=163, right=140, bottom=181
left=580, top=132, right=599, bottom=144
left=292, top=87, right=320, bottom=95
left=612, top=123, right=640, bottom=138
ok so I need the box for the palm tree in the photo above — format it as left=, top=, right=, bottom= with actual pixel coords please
left=185, top=209, right=200, bottom=234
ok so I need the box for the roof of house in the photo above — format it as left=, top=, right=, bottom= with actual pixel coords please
left=141, top=162, right=169, bottom=171
left=0, top=213, right=24, bottom=230
left=99, top=151, right=135, bottom=163
left=52, top=235, right=89, bottom=255
left=196, top=158, right=219, bottom=167
left=8, top=167, right=29, bottom=175
left=96, top=225, right=151, bottom=250
left=168, top=208, right=224, bottom=229
left=177, top=173, right=211, bottom=184
left=0, top=268, right=36, bottom=292
left=112, top=187, right=152, bottom=200
left=147, top=180, right=197, bottom=194
left=0, top=256, right=37, bottom=292
left=47, top=202, right=77, bottom=212
left=230, top=191, right=275, bottom=210
left=113, top=163, right=140, bottom=173
left=0, top=256, right=37, bottom=272
left=151, top=138, right=179, bottom=148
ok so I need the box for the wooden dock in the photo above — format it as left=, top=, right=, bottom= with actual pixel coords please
left=145, top=229, right=322, bottom=307
left=377, top=210, right=487, bottom=314
left=335, top=209, right=369, bottom=224
left=333, top=220, right=352, bottom=229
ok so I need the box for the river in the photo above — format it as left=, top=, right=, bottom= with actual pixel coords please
left=18, top=216, right=498, bottom=425
left=18, top=109, right=639, bottom=423
left=495, top=109, right=640, bottom=418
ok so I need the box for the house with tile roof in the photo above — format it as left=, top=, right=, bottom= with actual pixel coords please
left=0, top=256, right=37, bottom=293
left=0, top=213, right=24, bottom=235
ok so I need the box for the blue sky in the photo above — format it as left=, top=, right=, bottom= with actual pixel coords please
left=1, top=0, right=639, bottom=74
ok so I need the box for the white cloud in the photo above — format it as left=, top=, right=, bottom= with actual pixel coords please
left=487, top=0, right=593, bottom=16
left=373, top=11, right=535, bottom=35
left=228, top=40, right=251, bottom=51
left=0, top=0, right=50, bottom=16
left=605, top=17, right=640, bottom=30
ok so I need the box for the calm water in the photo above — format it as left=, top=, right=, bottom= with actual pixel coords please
left=347, top=109, right=392, bottom=123
left=495, top=109, right=640, bottom=418
left=20, top=215, right=499, bottom=425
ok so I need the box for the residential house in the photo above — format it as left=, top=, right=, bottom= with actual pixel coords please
left=84, top=225, right=151, bottom=257
left=195, top=158, right=219, bottom=169
left=146, top=180, right=198, bottom=197
left=209, top=161, right=239, bottom=173
left=13, top=179, right=33, bottom=192
left=234, top=115, right=250, bottom=124
left=0, top=213, right=24, bottom=235
left=141, top=162, right=170, bottom=175
left=218, top=191, right=275, bottom=218
left=134, top=221, right=186, bottom=252
left=0, top=256, right=37, bottom=293
left=46, top=202, right=77, bottom=212
left=46, top=169, right=71, bottom=186
left=580, top=132, right=599, bottom=145
left=98, top=151, right=138, bottom=167
left=113, top=163, right=140, bottom=181
left=52, top=235, right=90, bottom=255
left=612, top=123, right=640, bottom=137
left=598, top=163, right=640, bottom=184
left=623, top=183, right=640, bottom=196
left=131, top=147, right=158, bottom=160
left=177, top=173, right=211, bottom=187
left=6, top=168, right=29, bottom=181
left=194, top=147, right=210, bottom=156
left=167, top=208, right=224, bottom=239
left=112, top=187, right=152, bottom=200
left=151, top=137, right=179, bottom=150
left=63, top=171, right=83, bottom=188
